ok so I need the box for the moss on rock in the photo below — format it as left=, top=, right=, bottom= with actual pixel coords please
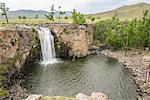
left=0, top=64, right=8, bottom=74
left=42, top=96, right=76, bottom=100
left=0, top=87, right=9, bottom=97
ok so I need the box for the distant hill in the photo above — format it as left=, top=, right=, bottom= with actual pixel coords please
left=92, top=3, right=150, bottom=20
left=0, top=10, right=72, bottom=19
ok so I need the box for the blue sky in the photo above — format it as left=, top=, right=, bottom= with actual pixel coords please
left=1, top=0, right=150, bottom=14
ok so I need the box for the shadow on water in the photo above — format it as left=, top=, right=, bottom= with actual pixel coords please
left=23, top=54, right=138, bottom=100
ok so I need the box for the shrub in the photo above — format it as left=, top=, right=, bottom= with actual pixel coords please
left=64, top=16, right=68, bottom=19
left=94, top=10, right=150, bottom=50
left=0, top=64, right=8, bottom=74
left=0, top=87, right=9, bottom=97
left=72, top=9, right=86, bottom=25
left=94, top=20, right=111, bottom=42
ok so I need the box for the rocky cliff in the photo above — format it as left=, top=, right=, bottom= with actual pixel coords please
left=47, top=24, right=93, bottom=58
left=0, top=27, right=40, bottom=99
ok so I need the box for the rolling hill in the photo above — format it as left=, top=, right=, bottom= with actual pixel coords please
left=1, top=3, right=150, bottom=20
left=92, top=3, right=150, bottom=20
left=0, top=10, right=72, bottom=19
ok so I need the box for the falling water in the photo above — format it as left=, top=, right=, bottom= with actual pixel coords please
left=37, top=28, right=57, bottom=65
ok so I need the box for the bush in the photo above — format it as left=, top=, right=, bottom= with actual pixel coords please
left=64, top=16, right=68, bottom=19
left=94, top=20, right=111, bottom=42
left=72, top=9, right=86, bottom=25
left=0, top=64, right=8, bottom=74
left=94, top=10, right=150, bottom=50
left=0, top=88, right=9, bottom=97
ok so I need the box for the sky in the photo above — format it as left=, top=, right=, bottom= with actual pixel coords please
left=0, top=0, right=150, bottom=14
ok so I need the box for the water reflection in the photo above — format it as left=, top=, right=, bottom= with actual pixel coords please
left=23, top=54, right=137, bottom=100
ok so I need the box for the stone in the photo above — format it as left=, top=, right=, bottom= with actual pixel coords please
left=26, top=95, right=42, bottom=100
left=91, top=92, right=108, bottom=100
left=76, top=93, right=108, bottom=100
left=76, top=93, right=90, bottom=100
left=9, top=85, right=28, bottom=100
left=48, top=24, right=94, bottom=58
left=143, top=56, right=150, bottom=62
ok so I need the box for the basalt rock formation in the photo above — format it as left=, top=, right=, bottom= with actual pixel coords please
left=46, top=24, right=93, bottom=58
left=0, top=27, right=40, bottom=99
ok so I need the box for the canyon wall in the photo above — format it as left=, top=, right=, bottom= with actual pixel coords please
left=47, top=24, right=94, bottom=58
left=0, top=27, right=40, bottom=99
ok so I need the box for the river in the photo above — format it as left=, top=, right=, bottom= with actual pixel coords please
left=23, top=54, right=138, bottom=100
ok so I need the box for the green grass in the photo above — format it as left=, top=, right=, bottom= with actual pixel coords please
left=0, top=87, right=9, bottom=97
left=0, top=64, right=8, bottom=74
left=92, top=3, right=150, bottom=20
left=42, top=96, right=76, bottom=100
left=0, top=18, right=102, bottom=26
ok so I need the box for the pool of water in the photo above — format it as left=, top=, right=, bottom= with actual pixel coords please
left=23, top=54, right=138, bottom=100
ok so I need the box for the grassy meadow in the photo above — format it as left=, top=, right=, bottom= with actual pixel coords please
left=0, top=18, right=102, bottom=26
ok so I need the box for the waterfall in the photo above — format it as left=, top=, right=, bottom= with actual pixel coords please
left=37, top=28, right=57, bottom=65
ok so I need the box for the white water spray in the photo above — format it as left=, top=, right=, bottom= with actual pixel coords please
left=37, top=28, right=57, bottom=65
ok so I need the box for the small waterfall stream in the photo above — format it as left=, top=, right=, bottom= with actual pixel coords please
left=37, top=28, right=57, bottom=65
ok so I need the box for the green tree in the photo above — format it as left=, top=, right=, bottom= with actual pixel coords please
left=140, top=10, right=150, bottom=48
left=94, top=10, right=150, bottom=51
left=94, top=20, right=111, bottom=42
left=18, top=16, right=21, bottom=19
left=91, top=17, right=95, bottom=23
left=35, top=14, right=39, bottom=19
left=106, top=17, right=124, bottom=49
left=22, top=16, right=27, bottom=19
left=64, top=16, right=68, bottom=19
left=60, top=11, right=65, bottom=17
left=45, top=4, right=55, bottom=22
left=0, top=3, right=9, bottom=23
left=58, top=6, right=61, bottom=20
left=72, top=9, right=86, bottom=25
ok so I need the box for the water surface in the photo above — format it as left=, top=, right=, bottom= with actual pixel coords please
left=23, top=54, right=137, bottom=100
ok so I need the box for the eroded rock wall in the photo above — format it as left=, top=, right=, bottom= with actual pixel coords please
left=0, top=27, right=40, bottom=99
left=47, top=24, right=94, bottom=58
left=0, top=28, right=39, bottom=70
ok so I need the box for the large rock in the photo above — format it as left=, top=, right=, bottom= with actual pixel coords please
left=76, top=93, right=90, bottom=100
left=0, top=29, right=19, bottom=59
left=47, top=24, right=94, bottom=58
left=143, top=56, right=150, bottom=62
left=26, top=94, right=42, bottom=100
left=91, top=92, right=108, bottom=100
left=76, top=92, right=108, bottom=100
left=0, top=27, right=40, bottom=70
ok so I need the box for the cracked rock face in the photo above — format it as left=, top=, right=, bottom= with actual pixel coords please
left=0, top=28, right=35, bottom=70
left=47, top=24, right=94, bottom=58
left=0, top=29, right=19, bottom=62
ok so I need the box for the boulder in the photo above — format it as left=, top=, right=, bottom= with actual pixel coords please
left=76, top=93, right=108, bottom=100
left=91, top=92, right=108, bottom=100
left=47, top=24, right=94, bottom=58
left=76, top=93, right=90, bottom=100
left=143, top=56, right=150, bottom=62
left=26, top=95, right=42, bottom=100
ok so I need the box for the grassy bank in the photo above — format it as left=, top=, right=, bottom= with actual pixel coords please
left=0, top=18, right=102, bottom=26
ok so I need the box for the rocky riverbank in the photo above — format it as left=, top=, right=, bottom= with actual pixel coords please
left=26, top=92, right=108, bottom=100
left=101, top=49, right=150, bottom=100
